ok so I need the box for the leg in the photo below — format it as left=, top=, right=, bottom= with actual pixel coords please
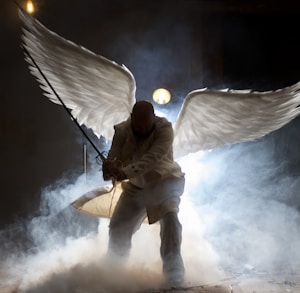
left=109, top=184, right=146, bottom=258
left=160, top=212, right=185, bottom=287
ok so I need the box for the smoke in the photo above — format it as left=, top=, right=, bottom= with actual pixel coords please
left=0, top=160, right=221, bottom=292
left=178, top=120, right=300, bottom=274
left=2, top=117, right=300, bottom=292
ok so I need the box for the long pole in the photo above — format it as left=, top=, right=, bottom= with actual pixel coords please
left=22, top=45, right=106, bottom=162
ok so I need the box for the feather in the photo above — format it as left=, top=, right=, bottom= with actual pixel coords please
left=19, top=8, right=300, bottom=162
left=19, top=8, right=136, bottom=141
left=173, top=83, right=300, bottom=159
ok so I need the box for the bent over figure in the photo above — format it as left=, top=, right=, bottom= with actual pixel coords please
left=103, top=100, right=185, bottom=287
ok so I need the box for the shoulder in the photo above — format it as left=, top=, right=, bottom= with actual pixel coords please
left=155, top=116, right=172, bottom=128
left=114, top=118, right=131, bottom=132
left=154, top=116, right=174, bottom=138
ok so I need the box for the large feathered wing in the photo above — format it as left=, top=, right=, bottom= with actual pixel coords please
left=173, top=83, right=300, bottom=159
left=19, top=8, right=136, bottom=141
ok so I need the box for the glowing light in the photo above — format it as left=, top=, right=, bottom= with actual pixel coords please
left=26, top=0, right=35, bottom=14
left=152, top=88, right=171, bottom=105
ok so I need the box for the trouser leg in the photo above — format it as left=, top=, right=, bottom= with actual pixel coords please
left=160, top=212, right=185, bottom=287
left=109, top=188, right=146, bottom=258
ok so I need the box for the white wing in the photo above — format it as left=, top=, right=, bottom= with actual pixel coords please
left=19, top=8, right=136, bottom=141
left=173, top=83, right=300, bottom=159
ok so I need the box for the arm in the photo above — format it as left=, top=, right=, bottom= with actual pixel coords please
left=123, top=120, right=173, bottom=179
left=103, top=124, right=128, bottom=181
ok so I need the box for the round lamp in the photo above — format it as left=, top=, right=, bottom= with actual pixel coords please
left=152, top=88, right=171, bottom=105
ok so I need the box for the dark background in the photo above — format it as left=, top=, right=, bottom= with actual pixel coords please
left=1, top=0, right=300, bottom=229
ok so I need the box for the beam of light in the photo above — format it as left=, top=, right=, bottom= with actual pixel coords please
left=26, top=0, right=35, bottom=14
left=152, top=88, right=171, bottom=105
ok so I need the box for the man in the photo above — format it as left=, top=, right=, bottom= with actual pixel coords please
left=103, top=100, right=185, bottom=287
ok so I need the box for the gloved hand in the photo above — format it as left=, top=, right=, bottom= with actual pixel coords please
left=103, top=159, right=127, bottom=181
left=102, top=160, right=113, bottom=181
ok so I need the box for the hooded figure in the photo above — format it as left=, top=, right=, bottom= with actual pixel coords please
left=103, top=100, right=185, bottom=287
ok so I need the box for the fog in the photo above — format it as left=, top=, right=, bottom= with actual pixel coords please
left=1, top=115, right=300, bottom=292
left=2, top=1, right=300, bottom=292
left=0, top=162, right=221, bottom=292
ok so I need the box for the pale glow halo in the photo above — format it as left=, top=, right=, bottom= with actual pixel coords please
left=152, top=88, right=171, bottom=104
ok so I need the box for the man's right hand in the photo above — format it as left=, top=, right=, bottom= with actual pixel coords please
left=102, top=160, right=114, bottom=181
left=103, top=159, right=126, bottom=181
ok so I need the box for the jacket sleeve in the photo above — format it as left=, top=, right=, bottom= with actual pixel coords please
left=123, top=119, right=174, bottom=178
